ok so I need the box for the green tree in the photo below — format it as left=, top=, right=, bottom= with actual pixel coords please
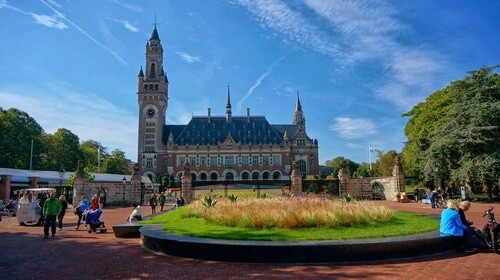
left=325, top=157, right=359, bottom=178
left=80, top=140, right=108, bottom=173
left=376, top=150, right=398, bottom=176
left=101, top=149, right=129, bottom=174
left=353, top=162, right=378, bottom=178
left=0, top=108, right=46, bottom=169
left=403, top=66, right=500, bottom=199
left=43, top=128, right=83, bottom=171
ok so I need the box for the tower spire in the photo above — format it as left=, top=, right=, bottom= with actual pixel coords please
left=293, top=91, right=305, bottom=130
left=226, top=84, right=232, bottom=122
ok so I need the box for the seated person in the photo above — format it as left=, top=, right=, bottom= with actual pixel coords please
left=459, top=201, right=487, bottom=245
left=440, top=200, right=476, bottom=252
left=19, top=194, right=31, bottom=204
left=126, top=203, right=142, bottom=223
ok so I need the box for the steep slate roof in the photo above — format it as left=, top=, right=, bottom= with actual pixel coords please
left=163, top=116, right=302, bottom=146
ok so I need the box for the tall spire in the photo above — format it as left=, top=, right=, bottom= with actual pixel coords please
left=226, top=84, right=232, bottom=122
left=150, top=17, right=160, bottom=42
left=293, top=91, right=305, bottom=130
left=295, top=91, right=302, bottom=112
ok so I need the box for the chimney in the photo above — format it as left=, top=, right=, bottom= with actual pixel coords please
left=246, top=108, right=250, bottom=123
left=208, top=108, right=211, bottom=123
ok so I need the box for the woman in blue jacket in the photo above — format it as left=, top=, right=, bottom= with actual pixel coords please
left=75, top=196, right=89, bottom=230
left=440, top=200, right=475, bottom=252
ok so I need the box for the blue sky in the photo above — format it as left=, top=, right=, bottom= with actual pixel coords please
left=1, top=0, right=499, bottom=166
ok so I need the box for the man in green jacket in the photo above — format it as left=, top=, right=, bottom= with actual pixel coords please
left=43, top=192, right=62, bottom=238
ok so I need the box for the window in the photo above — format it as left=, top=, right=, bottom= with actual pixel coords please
left=189, top=156, right=196, bottom=166
left=177, top=156, right=186, bottom=167
left=210, top=156, right=218, bottom=167
left=241, top=172, right=249, bottom=180
left=299, top=159, right=307, bottom=174
left=150, top=63, right=156, bottom=78
left=146, top=157, right=153, bottom=167
left=200, top=156, right=206, bottom=166
left=224, top=155, right=235, bottom=166
left=272, top=155, right=281, bottom=166
left=262, top=155, right=270, bottom=166
left=252, top=155, right=259, bottom=166
left=241, top=155, right=249, bottom=166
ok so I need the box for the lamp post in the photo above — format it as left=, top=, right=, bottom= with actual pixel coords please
left=433, top=164, right=439, bottom=190
left=58, top=167, right=65, bottom=195
left=122, top=177, right=127, bottom=207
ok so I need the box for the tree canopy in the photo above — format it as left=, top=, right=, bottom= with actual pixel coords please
left=402, top=66, right=500, bottom=198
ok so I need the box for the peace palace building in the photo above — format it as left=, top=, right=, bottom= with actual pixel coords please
left=137, top=25, right=319, bottom=182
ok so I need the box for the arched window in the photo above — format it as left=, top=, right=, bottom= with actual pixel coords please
left=143, top=84, right=148, bottom=90
left=226, top=172, right=234, bottom=181
left=191, top=172, right=196, bottom=182
left=200, top=173, right=207, bottom=181
left=210, top=172, right=218, bottom=181
left=154, top=84, right=158, bottom=90
left=149, top=84, right=154, bottom=90
left=252, top=171, right=260, bottom=180
left=150, top=63, right=156, bottom=78
left=272, top=171, right=280, bottom=180
left=262, top=171, right=270, bottom=180
left=241, top=172, right=249, bottom=180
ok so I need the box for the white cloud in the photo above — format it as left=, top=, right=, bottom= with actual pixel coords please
left=123, top=21, right=139, bottom=32
left=329, top=117, right=377, bottom=139
left=30, top=13, right=67, bottom=29
left=0, top=88, right=138, bottom=161
left=40, top=0, right=129, bottom=66
left=111, top=0, right=143, bottom=13
left=235, top=0, right=341, bottom=58
left=108, top=18, right=140, bottom=33
left=176, top=51, right=201, bottom=64
left=237, top=0, right=449, bottom=110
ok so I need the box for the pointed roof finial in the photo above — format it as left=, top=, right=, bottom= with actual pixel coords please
left=150, top=16, right=160, bottom=41
left=295, top=91, right=302, bottom=112
left=226, top=84, right=231, bottom=106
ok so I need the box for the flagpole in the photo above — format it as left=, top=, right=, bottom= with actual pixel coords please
left=30, top=139, right=33, bottom=170
left=98, top=145, right=101, bottom=174
left=368, top=140, right=372, bottom=171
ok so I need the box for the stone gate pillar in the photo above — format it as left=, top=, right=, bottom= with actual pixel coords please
left=0, top=175, right=12, bottom=201
left=392, top=157, right=405, bottom=200
left=338, top=161, right=350, bottom=197
left=72, top=160, right=86, bottom=206
left=130, top=163, right=142, bottom=204
left=290, top=161, right=302, bottom=194
left=181, top=161, right=192, bottom=203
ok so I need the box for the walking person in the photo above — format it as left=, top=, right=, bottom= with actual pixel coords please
left=57, top=195, right=68, bottom=231
left=149, top=194, right=157, bottom=214
left=75, top=196, right=89, bottom=230
left=43, top=192, right=62, bottom=239
left=90, top=194, right=99, bottom=211
left=159, top=192, right=166, bottom=212
left=413, top=186, right=420, bottom=202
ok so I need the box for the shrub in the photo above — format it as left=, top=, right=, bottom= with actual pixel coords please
left=186, top=196, right=394, bottom=230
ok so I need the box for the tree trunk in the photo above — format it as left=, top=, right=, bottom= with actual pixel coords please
left=482, top=180, right=492, bottom=201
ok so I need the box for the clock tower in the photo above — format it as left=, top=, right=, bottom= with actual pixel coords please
left=137, top=23, right=168, bottom=175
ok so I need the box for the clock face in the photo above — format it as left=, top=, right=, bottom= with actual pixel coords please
left=146, top=108, right=156, bottom=118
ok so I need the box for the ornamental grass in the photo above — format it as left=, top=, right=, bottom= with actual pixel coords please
left=184, top=196, right=394, bottom=229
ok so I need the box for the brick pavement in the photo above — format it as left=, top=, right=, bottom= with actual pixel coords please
left=0, top=201, right=499, bottom=280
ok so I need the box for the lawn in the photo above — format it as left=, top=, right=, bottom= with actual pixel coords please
left=142, top=206, right=439, bottom=241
